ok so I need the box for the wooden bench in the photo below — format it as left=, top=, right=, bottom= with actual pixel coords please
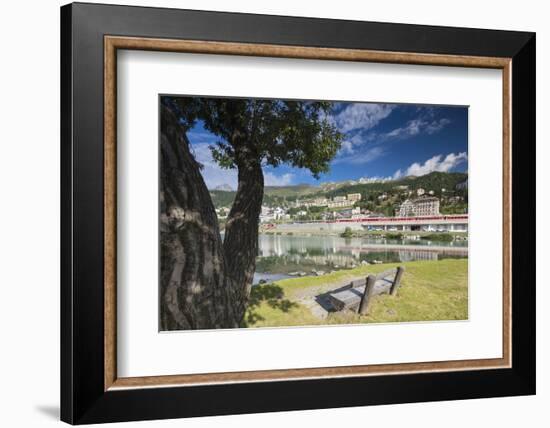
left=327, top=266, right=405, bottom=315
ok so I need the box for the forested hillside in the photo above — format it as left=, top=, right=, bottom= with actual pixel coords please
left=210, top=171, right=468, bottom=212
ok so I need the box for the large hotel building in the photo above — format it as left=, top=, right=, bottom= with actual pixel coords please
left=397, top=196, right=440, bottom=217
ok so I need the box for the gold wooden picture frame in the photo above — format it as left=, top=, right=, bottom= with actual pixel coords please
left=103, top=36, right=512, bottom=391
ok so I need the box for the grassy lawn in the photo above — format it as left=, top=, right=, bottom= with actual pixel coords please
left=242, top=258, right=468, bottom=328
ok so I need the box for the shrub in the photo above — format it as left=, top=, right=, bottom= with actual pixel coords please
left=340, top=227, right=354, bottom=238
left=420, top=233, right=453, bottom=242
left=385, top=232, right=403, bottom=240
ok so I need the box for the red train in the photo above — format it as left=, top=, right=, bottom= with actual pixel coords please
left=328, top=214, right=468, bottom=224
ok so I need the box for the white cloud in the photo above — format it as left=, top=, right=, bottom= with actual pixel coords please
left=384, top=118, right=451, bottom=139
left=393, top=152, right=468, bottom=178
left=334, top=103, right=395, bottom=133
left=425, top=118, right=451, bottom=134
left=338, top=134, right=364, bottom=155
left=334, top=145, right=386, bottom=165
left=340, top=140, right=353, bottom=154
left=358, top=176, right=393, bottom=183
left=264, top=172, right=295, bottom=187
left=340, top=140, right=354, bottom=154
left=191, top=143, right=295, bottom=189
left=386, top=119, right=424, bottom=138
left=392, top=169, right=404, bottom=180
left=191, top=143, right=238, bottom=190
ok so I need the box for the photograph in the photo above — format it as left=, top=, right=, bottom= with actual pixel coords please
left=160, top=95, right=469, bottom=331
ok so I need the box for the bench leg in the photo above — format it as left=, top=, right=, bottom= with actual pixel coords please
left=358, top=274, right=376, bottom=315
left=390, top=266, right=405, bottom=296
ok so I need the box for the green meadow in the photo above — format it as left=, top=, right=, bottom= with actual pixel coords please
left=242, top=258, right=468, bottom=328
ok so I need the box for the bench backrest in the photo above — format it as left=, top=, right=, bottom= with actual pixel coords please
left=348, top=267, right=400, bottom=289
left=358, top=265, right=405, bottom=314
left=350, top=278, right=366, bottom=288
left=327, top=265, right=405, bottom=314
left=375, top=267, right=398, bottom=281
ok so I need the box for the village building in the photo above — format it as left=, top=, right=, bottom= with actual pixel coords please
left=347, top=193, right=362, bottom=203
left=327, top=199, right=354, bottom=209
left=259, top=206, right=290, bottom=223
left=339, top=206, right=361, bottom=218
left=397, top=196, right=440, bottom=217
left=311, top=197, right=329, bottom=207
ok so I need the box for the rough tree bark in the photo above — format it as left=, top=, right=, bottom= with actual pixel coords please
left=160, top=105, right=265, bottom=329
left=160, top=106, right=243, bottom=330
left=223, top=154, right=264, bottom=318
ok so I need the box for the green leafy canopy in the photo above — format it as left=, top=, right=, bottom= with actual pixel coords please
left=166, top=97, right=343, bottom=179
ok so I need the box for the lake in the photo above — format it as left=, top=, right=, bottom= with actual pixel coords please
left=254, top=233, right=468, bottom=284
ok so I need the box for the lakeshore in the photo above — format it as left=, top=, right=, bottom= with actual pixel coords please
left=253, top=231, right=468, bottom=284
left=243, top=258, right=468, bottom=328
left=259, top=225, right=469, bottom=239
left=260, top=226, right=468, bottom=241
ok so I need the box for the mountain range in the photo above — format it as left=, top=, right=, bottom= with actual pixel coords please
left=210, top=171, right=468, bottom=208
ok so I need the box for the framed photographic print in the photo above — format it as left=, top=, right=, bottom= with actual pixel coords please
left=60, top=2, right=536, bottom=424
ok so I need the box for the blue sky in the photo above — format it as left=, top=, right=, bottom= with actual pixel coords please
left=186, top=101, right=468, bottom=190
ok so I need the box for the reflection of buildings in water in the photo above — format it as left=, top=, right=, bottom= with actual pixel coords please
left=305, top=253, right=357, bottom=267
left=350, top=247, right=361, bottom=258
left=259, top=235, right=338, bottom=258
left=259, top=248, right=450, bottom=266
left=257, top=235, right=467, bottom=264
left=397, top=249, right=438, bottom=262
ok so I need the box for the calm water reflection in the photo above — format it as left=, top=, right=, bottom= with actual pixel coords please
left=254, top=234, right=467, bottom=283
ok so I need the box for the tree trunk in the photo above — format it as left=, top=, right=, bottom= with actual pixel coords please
left=160, top=105, right=241, bottom=330
left=223, top=157, right=265, bottom=319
